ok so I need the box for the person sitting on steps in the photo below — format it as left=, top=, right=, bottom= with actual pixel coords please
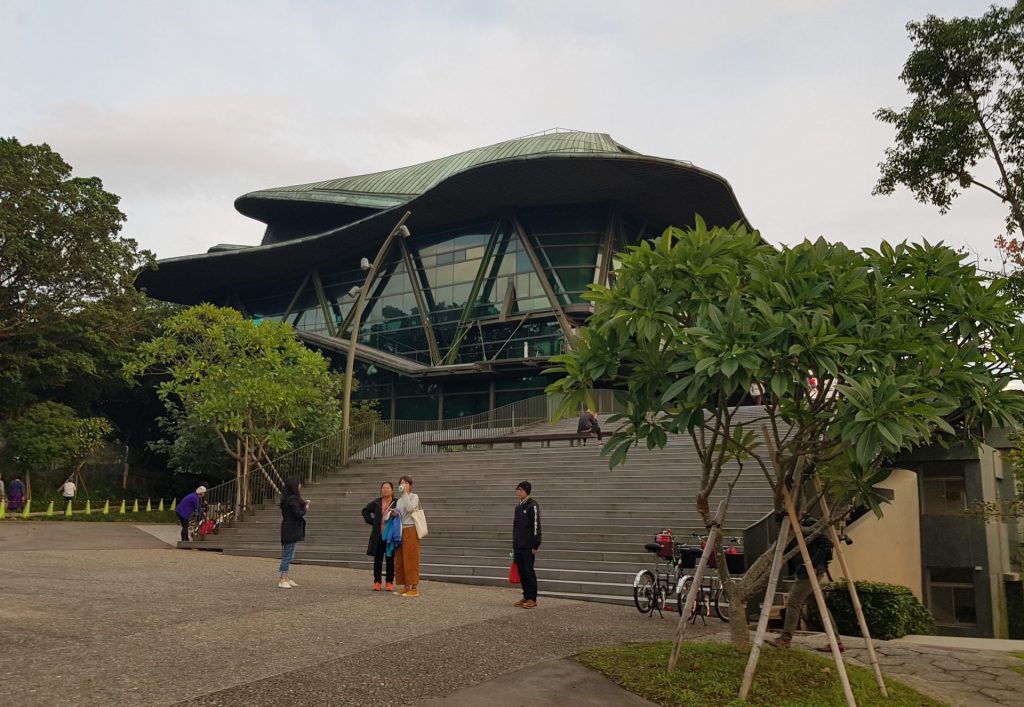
left=576, top=408, right=603, bottom=446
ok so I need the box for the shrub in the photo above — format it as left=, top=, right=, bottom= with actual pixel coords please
left=809, top=581, right=935, bottom=640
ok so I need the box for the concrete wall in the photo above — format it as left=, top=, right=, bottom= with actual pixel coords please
left=836, top=468, right=923, bottom=600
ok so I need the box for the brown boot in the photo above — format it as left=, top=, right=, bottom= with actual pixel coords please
left=766, top=636, right=791, bottom=649
left=521, top=600, right=537, bottom=609
left=513, top=599, right=527, bottom=607
left=816, top=642, right=845, bottom=653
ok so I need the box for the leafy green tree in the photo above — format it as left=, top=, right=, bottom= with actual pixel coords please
left=874, top=2, right=1024, bottom=235
left=126, top=305, right=347, bottom=498
left=1, top=401, right=112, bottom=479
left=0, top=137, right=158, bottom=474
left=547, top=220, right=1024, bottom=646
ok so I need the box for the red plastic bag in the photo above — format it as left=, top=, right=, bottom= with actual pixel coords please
left=508, top=560, right=520, bottom=585
left=198, top=519, right=215, bottom=537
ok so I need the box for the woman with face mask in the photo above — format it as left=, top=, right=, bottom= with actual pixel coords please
left=393, top=475, right=421, bottom=597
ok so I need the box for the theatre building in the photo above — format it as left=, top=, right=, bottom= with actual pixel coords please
left=137, top=130, right=749, bottom=419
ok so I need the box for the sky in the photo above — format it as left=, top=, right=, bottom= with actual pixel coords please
left=0, top=0, right=1011, bottom=267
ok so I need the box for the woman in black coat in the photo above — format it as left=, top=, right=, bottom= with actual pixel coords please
left=279, top=478, right=308, bottom=589
left=362, top=481, right=397, bottom=591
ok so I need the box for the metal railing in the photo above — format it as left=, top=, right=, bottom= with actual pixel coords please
left=195, top=389, right=622, bottom=536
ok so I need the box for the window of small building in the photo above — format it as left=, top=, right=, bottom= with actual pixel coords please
left=927, top=567, right=977, bottom=626
left=921, top=474, right=967, bottom=515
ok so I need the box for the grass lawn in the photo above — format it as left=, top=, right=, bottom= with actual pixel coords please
left=574, top=640, right=945, bottom=707
left=5, top=511, right=179, bottom=523
left=1012, top=652, right=1024, bottom=677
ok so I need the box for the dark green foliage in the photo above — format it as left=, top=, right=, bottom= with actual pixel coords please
left=812, top=581, right=936, bottom=641
left=875, top=2, right=1024, bottom=235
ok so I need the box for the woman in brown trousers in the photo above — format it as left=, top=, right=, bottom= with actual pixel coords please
left=394, top=475, right=422, bottom=597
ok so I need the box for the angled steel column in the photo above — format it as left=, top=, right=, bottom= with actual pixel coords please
left=397, top=237, right=441, bottom=366
left=597, top=212, right=617, bottom=288
left=510, top=214, right=576, bottom=350
left=310, top=270, right=337, bottom=336
left=342, top=211, right=412, bottom=465
left=282, top=272, right=312, bottom=324
left=443, top=219, right=503, bottom=365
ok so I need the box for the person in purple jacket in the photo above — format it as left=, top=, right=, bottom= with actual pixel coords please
left=176, top=486, right=207, bottom=542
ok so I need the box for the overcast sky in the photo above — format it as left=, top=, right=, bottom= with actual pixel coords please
left=1, top=0, right=1010, bottom=267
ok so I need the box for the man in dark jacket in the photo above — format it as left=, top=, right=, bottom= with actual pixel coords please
left=512, top=481, right=542, bottom=609
left=576, top=409, right=602, bottom=445
left=768, top=517, right=841, bottom=651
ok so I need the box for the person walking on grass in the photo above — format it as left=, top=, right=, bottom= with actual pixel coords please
left=279, top=478, right=308, bottom=589
left=175, top=486, right=207, bottom=542
left=59, top=478, right=76, bottom=509
left=7, top=477, right=24, bottom=512
left=512, top=481, right=541, bottom=609
left=393, top=475, right=421, bottom=597
left=362, top=481, right=398, bottom=592
left=767, top=516, right=842, bottom=652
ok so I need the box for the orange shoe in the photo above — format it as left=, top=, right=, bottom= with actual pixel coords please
left=373, top=582, right=382, bottom=591
left=385, top=582, right=394, bottom=592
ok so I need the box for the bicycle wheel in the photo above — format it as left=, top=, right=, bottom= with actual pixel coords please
left=676, top=575, right=696, bottom=618
left=714, top=588, right=731, bottom=623
left=633, top=570, right=658, bottom=614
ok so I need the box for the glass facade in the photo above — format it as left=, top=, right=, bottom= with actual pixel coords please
left=233, top=204, right=640, bottom=419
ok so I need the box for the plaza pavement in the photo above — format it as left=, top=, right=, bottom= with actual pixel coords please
left=1, top=523, right=1023, bottom=706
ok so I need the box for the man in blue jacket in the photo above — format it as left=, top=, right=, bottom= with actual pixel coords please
left=176, top=486, right=207, bottom=542
left=512, top=481, right=541, bottom=609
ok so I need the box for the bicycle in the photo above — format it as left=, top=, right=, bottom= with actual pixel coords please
left=675, top=533, right=745, bottom=624
left=632, top=529, right=686, bottom=618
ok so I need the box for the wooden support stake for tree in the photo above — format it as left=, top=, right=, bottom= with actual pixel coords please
left=815, top=481, right=887, bottom=697
left=782, top=486, right=857, bottom=707
left=738, top=512, right=791, bottom=699
left=668, top=500, right=725, bottom=672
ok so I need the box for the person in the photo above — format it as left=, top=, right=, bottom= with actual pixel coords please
left=576, top=408, right=602, bottom=445
left=8, top=477, right=25, bottom=512
left=393, top=475, right=421, bottom=597
left=0, top=475, right=5, bottom=502
left=749, top=379, right=765, bottom=401
left=768, top=517, right=842, bottom=652
left=279, top=478, right=308, bottom=589
left=60, top=478, right=77, bottom=508
left=512, top=481, right=542, bottom=609
left=362, top=481, right=398, bottom=592
left=175, top=486, right=207, bottom=542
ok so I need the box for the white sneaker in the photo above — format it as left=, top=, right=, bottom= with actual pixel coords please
left=286, top=579, right=298, bottom=588
left=278, top=579, right=291, bottom=589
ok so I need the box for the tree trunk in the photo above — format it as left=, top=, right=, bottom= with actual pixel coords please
left=728, top=596, right=749, bottom=646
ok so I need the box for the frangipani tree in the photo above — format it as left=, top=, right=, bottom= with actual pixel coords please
left=126, top=305, right=343, bottom=497
left=547, top=220, right=1024, bottom=645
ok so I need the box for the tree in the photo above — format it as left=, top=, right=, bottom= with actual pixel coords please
left=547, top=220, right=1024, bottom=647
left=0, top=137, right=158, bottom=471
left=874, top=2, right=1024, bottom=235
left=125, top=305, right=347, bottom=500
left=1, top=401, right=111, bottom=477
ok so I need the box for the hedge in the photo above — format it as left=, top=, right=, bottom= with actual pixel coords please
left=809, top=581, right=935, bottom=641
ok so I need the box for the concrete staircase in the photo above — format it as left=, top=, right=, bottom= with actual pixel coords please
left=182, top=412, right=776, bottom=605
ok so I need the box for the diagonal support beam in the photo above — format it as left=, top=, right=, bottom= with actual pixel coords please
left=443, top=218, right=504, bottom=365
left=398, top=237, right=441, bottom=366
left=510, top=214, right=576, bottom=351
left=282, top=272, right=312, bottom=325
left=310, top=269, right=337, bottom=337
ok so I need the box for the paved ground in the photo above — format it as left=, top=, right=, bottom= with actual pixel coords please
left=3, top=522, right=1024, bottom=706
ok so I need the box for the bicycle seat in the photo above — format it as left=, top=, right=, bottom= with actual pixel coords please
left=644, top=543, right=663, bottom=554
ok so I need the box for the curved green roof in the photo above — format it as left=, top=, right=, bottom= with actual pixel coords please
left=236, top=130, right=638, bottom=218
